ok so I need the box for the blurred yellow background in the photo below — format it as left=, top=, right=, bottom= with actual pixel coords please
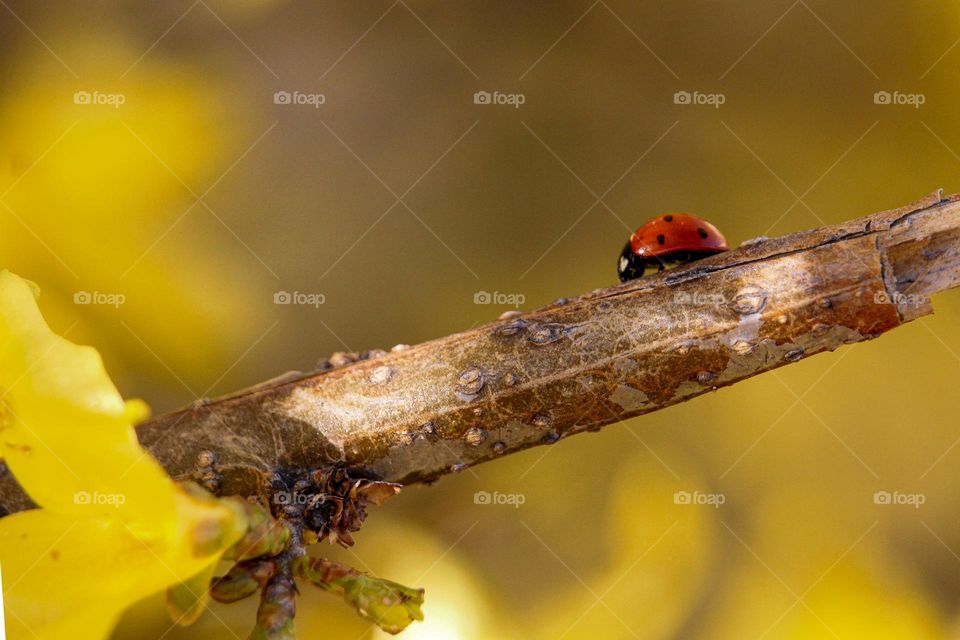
left=2, top=1, right=960, bottom=638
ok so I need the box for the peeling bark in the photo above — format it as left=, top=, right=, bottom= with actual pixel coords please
left=2, top=191, right=960, bottom=513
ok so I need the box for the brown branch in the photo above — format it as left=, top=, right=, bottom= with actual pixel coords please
left=3, top=191, right=960, bottom=512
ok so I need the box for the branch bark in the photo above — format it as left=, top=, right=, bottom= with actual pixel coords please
left=3, top=191, right=960, bottom=512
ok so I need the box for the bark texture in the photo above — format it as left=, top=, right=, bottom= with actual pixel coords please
left=2, top=191, right=960, bottom=513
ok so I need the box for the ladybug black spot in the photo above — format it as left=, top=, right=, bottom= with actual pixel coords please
left=664, top=215, right=673, bottom=222
left=697, top=227, right=709, bottom=239
left=656, top=234, right=666, bottom=245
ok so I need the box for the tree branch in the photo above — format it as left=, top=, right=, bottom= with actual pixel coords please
left=3, top=191, right=960, bottom=512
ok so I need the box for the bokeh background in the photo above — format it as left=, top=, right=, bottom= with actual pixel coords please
left=2, top=1, right=960, bottom=638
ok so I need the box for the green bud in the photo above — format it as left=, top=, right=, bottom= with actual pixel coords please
left=222, top=499, right=291, bottom=561
left=340, top=575, right=425, bottom=635
left=211, top=561, right=275, bottom=604
left=249, top=573, right=297, bottom=640
left=178, top=482, right=250, bottom=558
left=293, top=557, right=424, bottom=635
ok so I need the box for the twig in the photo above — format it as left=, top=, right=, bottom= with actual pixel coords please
left=2, top=191, right=960, bottom=512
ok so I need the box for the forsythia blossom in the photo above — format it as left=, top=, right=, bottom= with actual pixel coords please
left=0, top=271, right=247, bottom=639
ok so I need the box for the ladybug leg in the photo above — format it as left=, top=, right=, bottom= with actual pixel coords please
left=653, top=255, right=667, bottom=272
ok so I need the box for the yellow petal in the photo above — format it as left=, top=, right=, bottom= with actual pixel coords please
left=0, top=500, right=239, bottom=640
left=0, top=271, right=175, bottom=528
left=0, top=271, right=248, bottom=638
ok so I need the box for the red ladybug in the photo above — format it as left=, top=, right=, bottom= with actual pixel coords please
left=618, top=213, right=728, bottom=282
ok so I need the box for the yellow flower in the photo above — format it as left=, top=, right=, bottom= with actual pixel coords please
left=0, top=271, right=246, bottom=639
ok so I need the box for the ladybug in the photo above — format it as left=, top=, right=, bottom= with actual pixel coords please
left=618, top=213, right=728, bottom=282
